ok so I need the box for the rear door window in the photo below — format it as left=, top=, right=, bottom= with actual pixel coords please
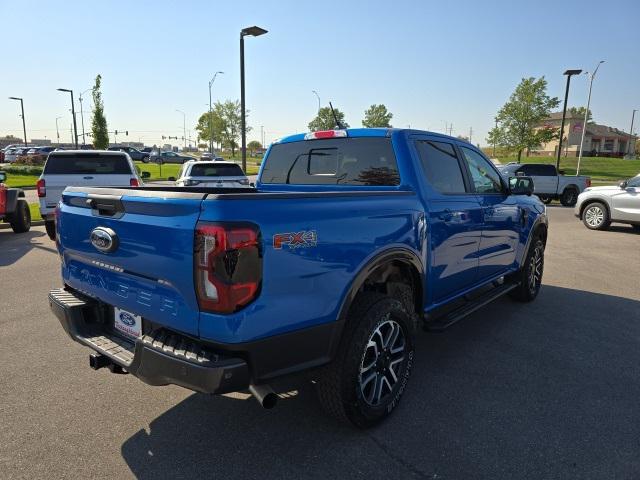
left=44, top=154, right=132, bottom=174
left=261, top=137, right=400, bottom=185
left=190, top=164, right=245, bottom=177
left=415, top=140, right=467, bottom=194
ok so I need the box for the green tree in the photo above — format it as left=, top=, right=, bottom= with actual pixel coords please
left=487, top=77, right=560, bottom=162
left=362, top=104, right=393, bottom=128
left=568, top=106, right=593, bottom=122
left=194, top=100, right=249, bottom=156
left=91, top=74, right=109, bottom=149
left=308, top=107, right=349, bottom=131
left=247, top=140, right=262, bottom=150
left=195, top=107, right=225, bottom=149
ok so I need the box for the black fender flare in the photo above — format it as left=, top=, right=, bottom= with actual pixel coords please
left=4, top=188, right=24, bottom=215
left=518, top=212, right=548, bottom=266
left=327, top=247, right=424, bottom=359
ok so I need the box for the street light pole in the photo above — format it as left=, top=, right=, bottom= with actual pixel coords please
left=78, top=88, right=92, bottom=146
left=8, top=97, right=27, bottom=146
left=176, top=109, right=186, bottom=149
left=57, top=88, right=79, bottom=148
left=312, top=90, right=321, bottom=114
left=55, top=116, right=62, bottom=146
left=556, top=69, right=582, bottom=170
left=577, top=61, right=604, bottom=175
left=240, top=25, right=268, bottom=172
left=628, top=109, right=637, bottom=157
left=208, top=71, right=224, bottom=153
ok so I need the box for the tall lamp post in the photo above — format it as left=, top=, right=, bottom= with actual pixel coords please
left=57, top=88, right=78, bottom=148
left=628, top=109, right=637, bottom=157
left=8, top=97, right=27, bottom=146
left=240, top=25, right=268, bottom=172
left=577, top=61, right=604, bottom=175
left=312, top=90, right=321, bottom=114
left=208, top=71, right=224, bottom=153
left=175, top=109, right=186, bottom=149
left=78, top=88, right=92, bottom=146
left=556, top=69, right=582, bottom=170
left=55, top=116, right=62, bottom=146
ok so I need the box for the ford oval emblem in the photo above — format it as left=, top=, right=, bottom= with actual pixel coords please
left=90, top=227, right=118, bottom=253
left=119, top=311, right=136, bottom=326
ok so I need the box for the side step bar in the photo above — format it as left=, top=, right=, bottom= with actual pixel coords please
left=425, top=282, right=519, bottom=332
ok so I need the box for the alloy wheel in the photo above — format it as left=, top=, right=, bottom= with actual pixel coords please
left=585, top=206, right=604, bottom=228
left=358, top=316, right=406, bottom=406
left=528, top=243, right=543, bottom=294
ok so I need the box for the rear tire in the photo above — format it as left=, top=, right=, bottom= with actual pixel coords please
left=560, top=187, right=578, bottom=207
left=582, top=202, right=610, bottom=230
left=45, top=220, right=56, bottom=240
left=541, top=197, right=553, bottom=205
left=509, top=235, right=544, bottom=302
left=9, top=199, right=31, bottom=233
left=315, top=292, right=415, bottom=428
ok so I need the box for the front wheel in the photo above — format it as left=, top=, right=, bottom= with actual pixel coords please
left=509, top=235, right=544, bottom=302
left=9, top=199, right=31, bottom=233
left=582, top=202, right=610, bottom=230
left=315, top=293, right=415, bottom=428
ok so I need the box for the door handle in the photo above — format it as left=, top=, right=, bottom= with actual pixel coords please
left=83, top=176, right=94, bottom=180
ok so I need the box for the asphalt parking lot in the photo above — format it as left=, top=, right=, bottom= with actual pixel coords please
left=1, top=207, right=639, bottom=479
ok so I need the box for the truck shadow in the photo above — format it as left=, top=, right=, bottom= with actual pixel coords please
left=0, top=228, right=56, bottom=267
left=121, top=285, right=640, bottom=479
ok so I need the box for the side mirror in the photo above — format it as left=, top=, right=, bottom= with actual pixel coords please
left=619, top=180, right=628, bottom=189
left=140, top=171, right=151, bottom=179
left=0, top=171, right=6, bottom=183
left=167, top=176, right=176, bottom=182
left=558, top=169, right=566, bottom=175
left=509, top=176, right=534, bottom=196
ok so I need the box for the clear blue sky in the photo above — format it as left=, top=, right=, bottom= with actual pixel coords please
left=1, top=0, right=638, bottom=147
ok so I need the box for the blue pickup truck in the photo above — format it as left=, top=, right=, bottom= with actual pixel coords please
left=48, top=128, right=547, bottom=427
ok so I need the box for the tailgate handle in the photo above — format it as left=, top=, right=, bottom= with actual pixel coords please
left=86, top=196, right=124, bottom=217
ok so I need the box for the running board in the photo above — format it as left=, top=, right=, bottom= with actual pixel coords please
left=425, top=282, right=519, bottom=332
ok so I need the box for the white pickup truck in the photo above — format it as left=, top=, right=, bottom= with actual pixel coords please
left=38, top=150, right=144, bottom=239
left=498, top=163, right=591, bottom=206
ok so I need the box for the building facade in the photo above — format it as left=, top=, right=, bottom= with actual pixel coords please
left=535, top=112, right=636, bottom=157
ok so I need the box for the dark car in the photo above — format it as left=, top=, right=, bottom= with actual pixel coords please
left=108, top=146, right=150, bottom=162
left=149, top=150, right=194, bottom=164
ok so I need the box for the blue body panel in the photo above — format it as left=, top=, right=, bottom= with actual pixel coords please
left=56, top=128, right=546, bottom=346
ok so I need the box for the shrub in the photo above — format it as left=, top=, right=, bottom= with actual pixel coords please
left=2, top=165, right=43, bottom=176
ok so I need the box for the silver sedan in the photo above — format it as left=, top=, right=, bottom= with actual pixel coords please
left=574, top=175, right=640, bottom=231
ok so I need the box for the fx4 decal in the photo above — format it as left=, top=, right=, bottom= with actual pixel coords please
left=273, top=231, right=317, bottom=249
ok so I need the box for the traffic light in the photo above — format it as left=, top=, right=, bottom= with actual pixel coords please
left=125, top=131, right=128, bottom=136
left=114, top=130, right=118, bottom=135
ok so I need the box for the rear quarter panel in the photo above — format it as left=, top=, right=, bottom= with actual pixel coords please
left=198, top=192, right=424, bottom=343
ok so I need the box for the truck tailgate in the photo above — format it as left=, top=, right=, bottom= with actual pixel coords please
left=58, top=187, right=206, bottom=336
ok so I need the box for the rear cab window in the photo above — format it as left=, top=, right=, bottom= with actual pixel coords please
left=44, top=153, right=133, bottom=175
left=260, top=137, right=400, bottom=186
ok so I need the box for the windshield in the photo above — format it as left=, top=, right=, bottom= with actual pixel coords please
left=627, top=175, right=640, bottom=188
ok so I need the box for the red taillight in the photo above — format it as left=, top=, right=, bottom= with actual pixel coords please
left=130, top=178, right=140, bottom=187
left=304, top=129, right=347, bottom=140
left=586, top=178, right=591, bottom=188
left=37, top=179, right=46, bottom=197
left=194, top=222, right=262, bottom=314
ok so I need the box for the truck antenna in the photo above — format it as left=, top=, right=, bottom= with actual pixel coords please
left=329, top=102, right=345, bottom=130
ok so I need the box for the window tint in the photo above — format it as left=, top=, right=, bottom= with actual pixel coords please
left=460, top=147, right=504, bottom=194
left=261, top=137, right=400, bottom=186
left=518, top=164, right=555, bottom=176
left=189, top=164, right=244, bottom=177
left=44, top=154, right=132, bottom=174
left=415, top=140, right=466, bottom=194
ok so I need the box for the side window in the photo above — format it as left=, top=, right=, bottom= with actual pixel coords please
left=541, top=165, right=557, bottom=176
left=460, top=147, right=504, bottom=194
left=415, top=140, right=466, bottom=194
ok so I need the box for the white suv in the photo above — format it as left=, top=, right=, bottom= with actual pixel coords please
left=38, top=150, right=143, bottom=239
left=174, top=160, right=250, bottom=188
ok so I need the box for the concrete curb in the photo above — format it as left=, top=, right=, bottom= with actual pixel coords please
left=0, top=220, right=45, bottom=230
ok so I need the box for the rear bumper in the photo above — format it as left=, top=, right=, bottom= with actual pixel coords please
left=48, top=287, right=250, bottom=394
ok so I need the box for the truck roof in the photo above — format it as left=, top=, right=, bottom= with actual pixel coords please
left=275, top=128, right=472, bottom=145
